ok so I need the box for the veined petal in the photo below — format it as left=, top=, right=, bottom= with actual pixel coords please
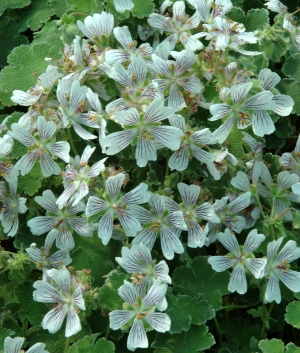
left=87, top=158, right=107, bottom=177
left=152, top=54, right=171, bottom=77
left=145, top=312, right=171, bottom=332
left=187, top=219, right=206, bottom=248
left=208, top=255, right=233, bottom=272
left=41, top=304, right=68, bottom=334
left=151, top=126, right=183, bottom=150
left=218, top=229, right=239, bottom=256
left=265, top=272, right=281, bottom=303
left=98, top=209, right=114, bottom=245
left=4, top=337, right=25, bottom=353
left=155, top=260, right=171, bottom=283
left=178, top=182, right=200, bottom=206
left=148, top=13, right=172, bottom=30
left=194, top=202, right=220, bottom=222
left=103, top=129, right=137, bottom=155
left=277, top=269, right=300, bottom=293
left=132, top=229, right=157, bottom=249
left=231, top=82, right=253, bottom=103
left=37, top=116, right=56, bottom=140
left=231, top=171, right=250, bottom=191
left=145, top=99, right=176, bottom=123
left=180, top=33, right=203, bottom=51
left=277, top=171, right=299, bottom=190
left=65, top=306, right=81, bottom=337
left=168, top=145, right=189, bottom=171
left=118, top=210, right=142, bottom=236
left=106, top=173, right=125, bottom=198
left=252, top=110, right=275, bottom=137
left=160, top=227, right=184, bottom=260
left=70, top=80, right=87, bottom=112
left=50, top=142, right=70, bottom=163
left=228, top=264, right=247, bottom=294
left=40, top=153, right=60, bottom=177
left=212, top=116, right=235, bottom=143
left=52, top=267, right=70, bottom=294
left=15, top=150, right=39, bottom=176
left=190, top=144, right=216, bottom=163
left=273, top=94, right=293, bottom=116
left=8, top=123, right=35, bottom=146
left=114, top=26, right=134, bottom=48
left=73, top=122, right=97, bottom=140
left=127, top=319, right=148, bottom=351
left=127, top=204, right=152, bottom=223
left=56, top=183, right=78, bottom=210
left=123, top=183, right=151, bottom=204
left=149, top=193, right=164, bottom=215
left=168, top=85, right=186, bottom=108
left=26, top=246, right=43, bottom=262
left=27, top=216, right=57, bottom=235
left=69, top=218, right=91, bottom=236
left=167, top=211, right=187, bottom=230
left=209, top=104, right=231, bottom=121
left=245, top=258, right=267, bottom=279
left=118, top=281, right=138, bottom=306
left=243, top=229, right=265, bottom=254
left=245, top=91, right=276, bottom=110
left=70, top=181, right=89, bottom=206
left=109, top=310, right=134, bottom=330
left=259, top=68, right=280, bottom=90
left=115, top=108, right=140, bottom=126
left=277, top=240, right=300, bottom=264
left=135, top=138, right=157, bottom=167
left=26, top=342, right=49, bottom=353
left=33, top=280, right=62, bottom=303
left=86, top=196, right=109, bottom=217
left=57, top=222, right=75, bottom=250
left=267, top=237, right=284, bottom=261
left=228, top=192, right=251, bottom=212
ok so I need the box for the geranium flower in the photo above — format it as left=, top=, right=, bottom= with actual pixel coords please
left=261, top=237, right=300, bottom=303
left=28, top=189, right=92, bottom=250
left=208, top=228, right=267, bottom=294
left=131, top=193, right=187, bottom=260
left=86, top=173, right=151, bottom=245
left=77, top=12, right=114, bottom=43
left=33, top=267, right=86, bottom=337
left=4, top=336, right=49, bottom=353
left=8, top=116, right=70, bottom=177
left=109, top=280, right=170, bottom=351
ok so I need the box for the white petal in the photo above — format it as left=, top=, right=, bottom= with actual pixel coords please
left=228, top=264, right=247, bottom=294
left=65, top=306, right=82, bottom=337
left=160, top=227, right=184, bottom=260
left=127, top=320, right=148, bottom=351
left=118, top=281, right=138, bottom=306
left=145, top=312, right=171, bottom=332
left=252, top=110, right=275, bottom=137
left=109, top=310, right=134, bottom=330
left=208, top=256, right=233, bottom=272
left=41, top=304, right=67, bottom=334
left=98, top=209, right=114, bottom=245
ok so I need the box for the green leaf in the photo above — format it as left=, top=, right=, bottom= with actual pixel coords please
left=166, top=293, right=215, bottom=334
left=262, top=153, right=281, bottom=178
left=274, top=117, right=293, bottom=139
left=261, top=34, right=288, bottom=63
left=286, top=343, right=300, bottom=353
left=71, top=236, right=121, bottom=288
left=18, top=0, right=53, bottom=32
left=49, top=0, right=69, bottom=16
left=245, top=8, right=269, bottom=32
left=15, top=281, right=49, bottom=326
left=277, top=79, right=300, bottom=116
left=282, top=53, right=300, bottom=80
left=17, top=161, right=43, bottom=196
left=0, top=17, right=29, bottom=68
left=293, top=210, right=300, bottom=229
left=68, top=334, right=115, bottom=353
left=0, top=43, right=61, bottom=103
left=226, top=125, right=244, bottom=158
left=132, top=0, right=154, bottom=18
left=285, top=301, right=300, bottom=328
left=227, top=6, right=246, bottom=24
left=27, top=324, right=91, bottom=353
left=258, top=339, right=284, bottom=353
left=0, top=328, right=15, bottom=350
left=172, top=256, right=230, bottom=310
left=152, top=325, right=215, bottom=353
left=67, top=0, right=99, bottom=13
left=0, top=0, right=30, bottom=16
left=98, top=271, right=128, bottom=311
left=32, top=20, right=63, bottom=50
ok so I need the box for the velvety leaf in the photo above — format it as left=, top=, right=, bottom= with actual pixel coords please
left=245, top=8, right=269, bottom=32
left=71, top=237, right=121, bottom=288
left=15, top=281, right=49, bottom=326
left=0, top=0, right=30, bottom=16
left=98, top=271, right=128, bottom=311
left=226, top=125, right=244, bottom=158
left=132, top=0, right=154, bottom=18
left=0, top=43, right=61, bottom=103
left=258, top=339, right=284, bottom=353
left=17, top=161, right=44, bottom=196
left=32, top=20, right=63, bottom=50
left=166, top=292, right=215, bottom=334
left=286, top=343, right=300, bottom=353
left=282, top=53, right=300, bottom=81
left=152, top=325, right=215, bottom=353
left=172, top=256, right=231, bottom=310
left=285, top=301, right=300, bottom=329
left=18, top=0, right=53, bottom=31
left=67, top=334, right=115, bottom=353
left=227, top=6, right=246, bottom=24
left=49, top=0, right=68, bottom=16
left=0, top=17, right=29, bottom=68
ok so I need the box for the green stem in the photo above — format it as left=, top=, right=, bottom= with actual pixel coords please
left=274, top=207, right=296, bottom=221
left=254, top=194, right=266, bottom=220
left=64, top=337, right=71, bottom=353
left=106, top=0, right=110, bottom=12
left=22, top=318, right=28, bottom=338
left=68, top=12, right=88, bottom=17
left=216, top=304, right=253, bottom=312
left=67, top=128, right=79, bottom=156
left=105, top=326, right=111, bottom=340
left=213, top=316, right=222, bottom=347
left=0, top=267, right=9, bottom=275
